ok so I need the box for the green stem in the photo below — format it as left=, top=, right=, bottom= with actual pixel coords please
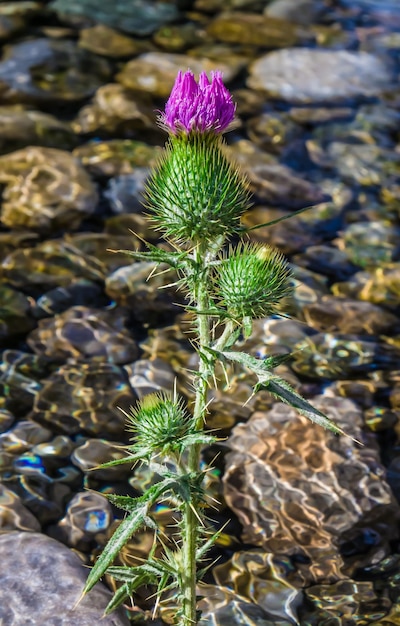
left=213, top=319, right=236, bottom=352
left=181, top=244, right=212, bottom=626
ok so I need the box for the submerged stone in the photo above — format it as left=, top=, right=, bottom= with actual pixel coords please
left=0, top=531, right=130, bottom=625
left=0, top=147, right=98, bottom=233
left=224, top=395, right=399, bottom=585
left=27, top=306, right=138, bottom=364
left=73, top=139, right=161, bottom=178
left=1, top=239, right=105, bottom=292
left=117, top=52, right=238, bottom=99
left=78, top=24, right=141, bottom=57
left=248, top=49, right=393, bottom=103
left=53, top=491, right=113, bottom=550
left=0, top=485, right=41, bottom=532
left=30, top=362, right=136, bottom=437
left=0, top=106, right=76, bottom=153
left=0, top=38, right=110, bottom=103
left=72, top=83, right=156, bottom=137
left=207, top=12, right=306, bottom=48
left=50, top=0, right=180, bottom=36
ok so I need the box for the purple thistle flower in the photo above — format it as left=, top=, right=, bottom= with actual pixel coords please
left=161, top=70, right=236, bottom=134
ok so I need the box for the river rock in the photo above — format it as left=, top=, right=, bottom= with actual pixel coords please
left=207, top=12, right=306, bottom=48
left=0, top=485, right=41, bottom=532
left=50, top=0, right=180, bottom=36
left=1, top=239, right=105, bottom=293
left=27, top=306, right=138, bottom=364
left=78, top=24, right=142, bottom=57
left=0, top=531, right=130, bottom=626
left=223, top=395, right=400, bottom=584
left=0, top=38, right=110, bottom=104
left=117, top=52, right=239, bottom=99
left=248, top=49, right=393, bottom=103
left=30, top=362, right=136, bottom=437
left=72, top=83, right=156, bottom=137
left=0, top=147, right=98, bottom=233
left=0, top=106, right=76, bottom=153
left=73, top=139, right=161, bottom=178
left=264, top=0, right=326, bottom=25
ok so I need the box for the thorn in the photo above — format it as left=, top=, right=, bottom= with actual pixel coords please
left=190, top=502, right=205, bottom=526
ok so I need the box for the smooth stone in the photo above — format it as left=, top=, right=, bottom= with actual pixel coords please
left=105, top=261, right=182, bottom=321
left=194, top=0, right=261, bottom=10
left=248, top=49, right=393, bottom=103
left=0, top=38, right=110, bottom=103
left=78, top=24, right=141, bottom=57
left=30, top=362, right=136, bottom=437
left=117, top=52, right=239, bottom=99
left=72, top=83, right=156, bottom=137
left=0, top=2, right=42, bottom=18
left=0, top=284, right=36, bottom=338
left=197, top=582, right=294, bottom=625
left=71, top=439, right=130, bottom=479
left=264, top=0, right=326, bottom=25
left=73, top=139, right=161, bottom=178
left=0, top=106, right=76, bottom=153
left=1, top=239, right=105, bottom=292
left=0, top=531, right=130, bottom=625
left=0, top=485, right=41, bottom=531
left=27, top=306, right=138, bottom=365
left=207, top=12, right=305, bottom=48
left=32, top=281, right=107, bottom=319
left=224, top=395, right=400, bottom=584
left=301, top=295, right=400, bottom=334
left=50, top=0, right=180, bottom=36
left=0, top=420, right=52, bottom=455
left=153, top=22, right=205, bottom=52
left=288, top=106, right=355, bottom=125
left=0, top=409, right=14, bottom=433
left=340, top=0, right=400, bottom=12
left=0, top=147, right=98, bottom=233
left=54, top=491, right=113, bottom=550
left=105, top=169, right=149, bottom=214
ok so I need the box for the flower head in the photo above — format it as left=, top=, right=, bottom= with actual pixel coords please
left=216, top=243, right=293, bottom=319
left=161, top=70, right=236, bottom=135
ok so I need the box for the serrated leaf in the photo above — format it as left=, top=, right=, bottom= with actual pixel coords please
left=94, top=453, right=142, bottom=470
left=242, top=203, right=320, bottom=233
left=83, top=503, right=150, bottom=595
left=106, top=566, right=141, bottom=583
left=107, top=563, right=162, bottom=582
left=83, top=484, right=176, bottom=594
left=177, top=433, right=217, bottom=448
left=254, top=374, right=346, bottom=436
left=109, top=244, right=187, bottom=269
left=196, top=529, right=223, bottom=561
left=104, top=583, right=131, bottom=615
left=219, top=350, right=291, bottom=373
left=105, top=494, right=141, bottom=512
left=219, top=350, right=354, bottom=439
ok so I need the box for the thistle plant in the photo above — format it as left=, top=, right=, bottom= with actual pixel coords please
left=82, top=70, right=349, bottom=625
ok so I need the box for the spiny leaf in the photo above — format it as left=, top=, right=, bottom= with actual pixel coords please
left=218, top=349, right=291, bottom=373
left=253, top=375, right=347, bottom=437
left=218, top=350, right=355, bottom=440
left=83, top=503, right=151, bottom=596
left=83, top=481, right=181, bottom=594
left=108, top=244, right=187, bottom=268
left=103, top=583, right=132, bottom=615
left=93, top=452, right=142, bottom=470
left=241, top=202, right=324, bottom=232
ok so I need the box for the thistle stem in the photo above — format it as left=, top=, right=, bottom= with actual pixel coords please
left=181, top=245, right=212, bottom=626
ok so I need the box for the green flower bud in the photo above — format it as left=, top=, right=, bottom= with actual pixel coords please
left=127, top=391, right=191, bottom=458
left=216, top=243, right=293, bottom=319
left=145, top=133, right=251, bottom=244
